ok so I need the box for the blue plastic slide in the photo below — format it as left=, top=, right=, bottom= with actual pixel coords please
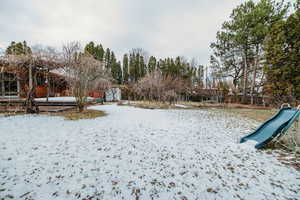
left=240, top=105, right=300, bottom=149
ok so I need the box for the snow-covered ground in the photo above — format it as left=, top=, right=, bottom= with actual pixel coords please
left=0, top=105, right=299, bottom=200
left=174, top=104, right=190, bottom=108
left=35, top=97, right=95, bottom=102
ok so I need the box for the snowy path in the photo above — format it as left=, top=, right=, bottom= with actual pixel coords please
left=0, top=105, right=299, bottom=200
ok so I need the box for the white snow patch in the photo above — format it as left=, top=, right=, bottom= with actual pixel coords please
left=119, top=100, right=133, bottom=105
left=174, top=104, right=190, bottom=108
left=0, top=105, right=299, bottom=200
left=35, top=97, right=94, bottom=102
left=243, top=140, right=259, bottom=146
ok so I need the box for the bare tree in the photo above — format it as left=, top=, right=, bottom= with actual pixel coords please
left=5, top=47, right=61, bottom=113
left=133, top=69, right=187, bottom=104
left=97, top=79, right=112, bottom=91
left=63, top=42, right=110, bottom=112
left=130, top=48, right=149, bottom=63
left=190, top=57, right=198, bottom=68
left=32, top=45, right=61, bottom=102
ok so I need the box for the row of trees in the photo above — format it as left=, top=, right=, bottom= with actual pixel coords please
left=124, top=54, right=204, bottom=85
left=82, top=42, right=207, bottom=104
left=3, top=0, right=298, bottom=106
left=210, top=0, right=299, bottom=105
left=1, top=40, right=206, bottom=109
left=83, top=42, right=122, bottom=84
left=83, top=42, right=205, bottom=87
left=5, top=41, right=32, bottom=55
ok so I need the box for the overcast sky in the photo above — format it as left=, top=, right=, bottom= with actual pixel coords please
left=0, top=0, right=250, bottom=65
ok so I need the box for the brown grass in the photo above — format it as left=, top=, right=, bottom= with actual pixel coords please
left=0, top=112, right=24, bottom=117
left=118, top=101, right=193, bottom=110
left=51, top=109, right=106, bottom=120
left=222, top=108, right=277, bottom=122
left=178, top=101, right=273, bottom=110
left=0, top=109, right=106, bottom=120
left=132, top=101, right=171, bottom=109
left=118, top=101, right=276, bottom=116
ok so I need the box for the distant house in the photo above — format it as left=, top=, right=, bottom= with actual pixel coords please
left=105, top=87, right=121, bottom=102
left=0, top=67, right=68, bottom=98
left=1, top=59, right=116, bottom=100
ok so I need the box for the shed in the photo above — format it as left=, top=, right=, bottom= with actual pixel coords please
left=105, top=88, right=121, bottom=102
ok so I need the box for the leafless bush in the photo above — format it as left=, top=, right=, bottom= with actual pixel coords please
left=163, top=90, right=178, bottom=105
left=63, top=42, right=110, bottom=112
left=133, top=70, right=188, bottom=104
left=96, top=79, right=112, bottom=91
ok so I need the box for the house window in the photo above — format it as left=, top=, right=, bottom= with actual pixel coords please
left=37, top=73, right=45, bottom=86
left=0, top=72, right=18, bottom=96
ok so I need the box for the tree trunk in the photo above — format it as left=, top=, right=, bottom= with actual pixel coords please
left=250, top=68, right=257, bottom=105
left=25, top=69, right=39, bottom=114
left=78, top=104, right=84, bottom=112
left=251, top=47, right=260, bottom=105
left=242, top=54, right=248, bottom=104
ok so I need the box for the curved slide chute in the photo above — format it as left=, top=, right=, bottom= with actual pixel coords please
left=240, top=105, right=300, bottom=149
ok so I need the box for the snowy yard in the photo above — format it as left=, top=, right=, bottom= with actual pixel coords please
left=0, top=105, right=299, bottom=200
left=35, top=97, right=95, bottom=102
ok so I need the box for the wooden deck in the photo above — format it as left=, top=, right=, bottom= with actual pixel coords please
left=0, top=99, right=82, bottom=113
left=0, top=99, right=77, bottom=106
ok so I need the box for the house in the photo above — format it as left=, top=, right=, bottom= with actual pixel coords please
left=105, top=87, right=121, bottom=102
left=0, top=66, right=68, bottom=99
left=1, top=57, right=114, bottom=100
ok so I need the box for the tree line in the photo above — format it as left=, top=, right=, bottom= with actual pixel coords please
left=2, top=40, right=205, bottom=107
left=210, top=0, right=300, bottom=105
left=83, top=42, right=204, bottom=86
left=2, top=0, right=299, bottom=106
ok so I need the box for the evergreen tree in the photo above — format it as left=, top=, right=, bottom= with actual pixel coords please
left=105, top=48, right=111, bottom=68
left=84, top=41, right=95, bottom=56
left=97, top=44, right=105, bottom=61
left=111, top=53, right=123, bottom=84
left=6, top=41, right=32, bottom=55
left=174, top=57, right=181, bottom=76
left=123, top=51, right=200, bottom=85
left=134, top=53, right=140, bottom=81
left=210, top=0, right=288, bottom=102
left=116, top=61, right=123, bottom=84
left=148, top=56, right=157, bottom=73
left=129, top=53, right=135, bottom=82
left=127, top=52, right=145, bottom=82
left=264, top=6, right=300, bottom=103
left=123, top=54, right=129, bottom=83
left=139, top=55, right=146, bottom=78
left=84, top=42, right=105, bottom=61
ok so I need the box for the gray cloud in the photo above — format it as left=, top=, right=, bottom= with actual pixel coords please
left=0, top=0, right=250, bottom=65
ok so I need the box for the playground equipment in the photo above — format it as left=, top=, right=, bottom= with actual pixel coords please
left=240, top=104, right=300, bottom=149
